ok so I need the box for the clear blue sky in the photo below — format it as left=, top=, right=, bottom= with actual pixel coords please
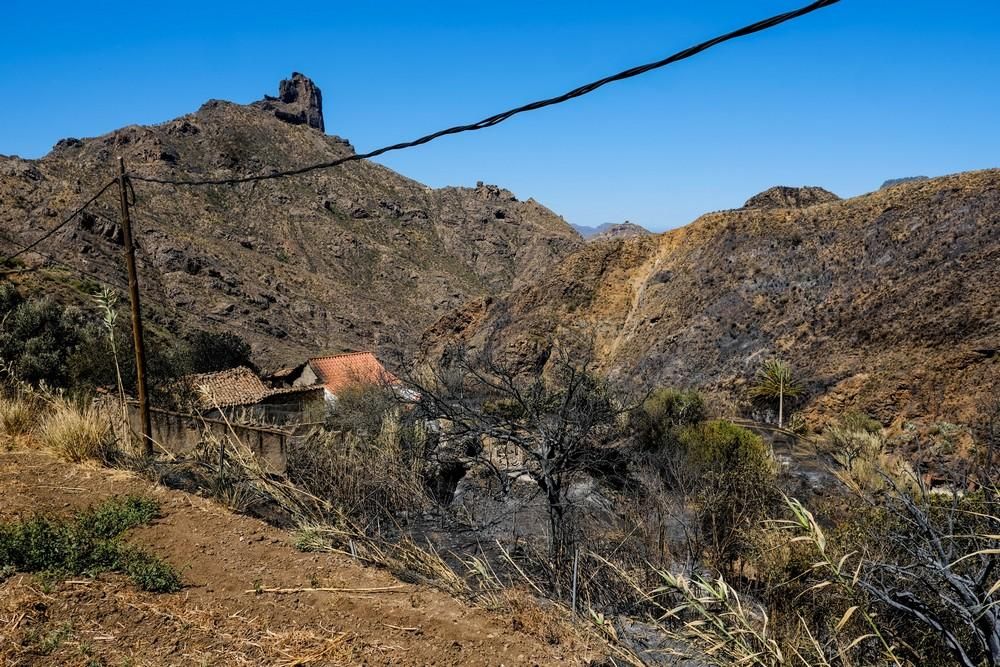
left=3, top=1, right=998, bottom=231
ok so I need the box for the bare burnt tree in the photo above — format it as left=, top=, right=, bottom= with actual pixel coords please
left=845, top=464, right=1000, bottom=666
left=401, top=339, right=631, bottom=594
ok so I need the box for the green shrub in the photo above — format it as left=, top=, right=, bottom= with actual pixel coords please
left=186, top=330, right=254, bottom=374
left=115, top=545, right=182, bottom=593
left=75, top=496, right=159, bottom=540
left=677, top=420, right=777, bottom=572
left=0, top=294, right=83, bottom=386
left=678, top=419, right=772, bottom=474
left=634, top=388, right=706, bottom=451
left=0, top=496, right=179, bottom=593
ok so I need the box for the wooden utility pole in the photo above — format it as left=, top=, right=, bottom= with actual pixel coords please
left=116, top=157, right=153, bottom=455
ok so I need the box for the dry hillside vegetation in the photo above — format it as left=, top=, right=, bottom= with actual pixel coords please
left=423, top=170, right=1000, bottom=440
left=0, top=74, right=580, bottom=366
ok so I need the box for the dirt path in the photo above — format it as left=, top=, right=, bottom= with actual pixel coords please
left=0, top=449, right=599, bottom=665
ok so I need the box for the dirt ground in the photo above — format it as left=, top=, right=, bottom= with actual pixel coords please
left=0, top=449, right=607, bottom=666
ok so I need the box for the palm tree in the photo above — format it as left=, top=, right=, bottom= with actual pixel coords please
left=749, top=359, right=803, bottom=428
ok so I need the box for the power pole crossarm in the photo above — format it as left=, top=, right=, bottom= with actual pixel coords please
left=116, top=157, right=153, bottom=455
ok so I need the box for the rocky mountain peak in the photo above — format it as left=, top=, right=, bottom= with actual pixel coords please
left=743, top=185, right=840, bottom=209
left=475, top=181, right=517, bottom=202
left=880, top=176, right=929, bottom=190
left=571, top=221, right=650, bottom=239
left=256, top=72, right=324, bottom=132
left=591, top=222, right=650, bottom=241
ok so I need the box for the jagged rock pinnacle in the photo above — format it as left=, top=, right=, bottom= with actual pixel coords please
left=257, top=72, right=325, bottom=132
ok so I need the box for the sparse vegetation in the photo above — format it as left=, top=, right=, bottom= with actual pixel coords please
left=288, top=386, right=429, bottom=528
left=0, top=284, right=995, bottom=665
left=0, top=496, right=180, bottom=593
left=408, top=342, right=632, bottom=594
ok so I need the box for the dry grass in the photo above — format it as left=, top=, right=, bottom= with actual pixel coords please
left=285, top=412, right=429, bottom=531
left=0, top=394, right=37, bottom=449
left=199, top=421, right=626, bottom=663
left=37, top=398, right=113, bottom=464
left=822, top=416, right=915, bottom=494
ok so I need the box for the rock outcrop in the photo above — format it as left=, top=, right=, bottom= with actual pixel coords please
left=255, top=72, right=325, bottom=131
left=590, top=222, right=650, bottom=241
left=571, top=221, right=650, bottom=239
left=743, top=185, right=840, bottom=209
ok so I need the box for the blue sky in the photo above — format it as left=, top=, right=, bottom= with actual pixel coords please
left=3, top=1, right=998, bottom=231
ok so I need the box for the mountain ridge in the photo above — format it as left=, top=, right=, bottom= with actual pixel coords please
left=0, top=74, right=582, bottom=365
left=421, top=169, right=1000, bottom=438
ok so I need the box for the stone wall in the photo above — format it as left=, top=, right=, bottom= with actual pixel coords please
left=126, top=402, right=308, bottom=473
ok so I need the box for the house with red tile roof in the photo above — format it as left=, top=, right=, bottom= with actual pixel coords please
left=290, top=351, right=399, bottom=402
left=187, top=366, right=324, bottom=422
left=188, top=366, right=270, bottom=409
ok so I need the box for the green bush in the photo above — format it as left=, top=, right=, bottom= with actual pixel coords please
left=634, top=388, right=706, bottom=451
left=0, top=496, right=180, bottom=593
left=678, top=419, right=772, bottom=474
left=0, top=292, right=83, bottom=386
left=677, top=420, right=777, bottom=572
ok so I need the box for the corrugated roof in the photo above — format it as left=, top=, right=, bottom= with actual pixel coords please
left=188, top=366, right=270, bottom=409
left=307, top=352, right=397, bottom=396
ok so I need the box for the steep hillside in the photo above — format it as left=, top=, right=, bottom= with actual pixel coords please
left=0, top=73, right=581, bottom=365
left=423, top=171, right=1000, bottom=432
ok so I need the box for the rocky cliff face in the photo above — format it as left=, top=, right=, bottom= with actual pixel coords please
left=0, top=74, right=581, bottom=365
left=422, top=171, right=1000, bottom=437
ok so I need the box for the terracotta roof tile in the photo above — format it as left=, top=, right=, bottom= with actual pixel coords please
left=307, top=352, right=397, bottom=396
left=188, top=366, right=270, bottom=409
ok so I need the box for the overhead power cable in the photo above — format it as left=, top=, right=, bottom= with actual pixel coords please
left=1, top=178, right=118, bottom=264
left=130, top=0, right=840, bottom=187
